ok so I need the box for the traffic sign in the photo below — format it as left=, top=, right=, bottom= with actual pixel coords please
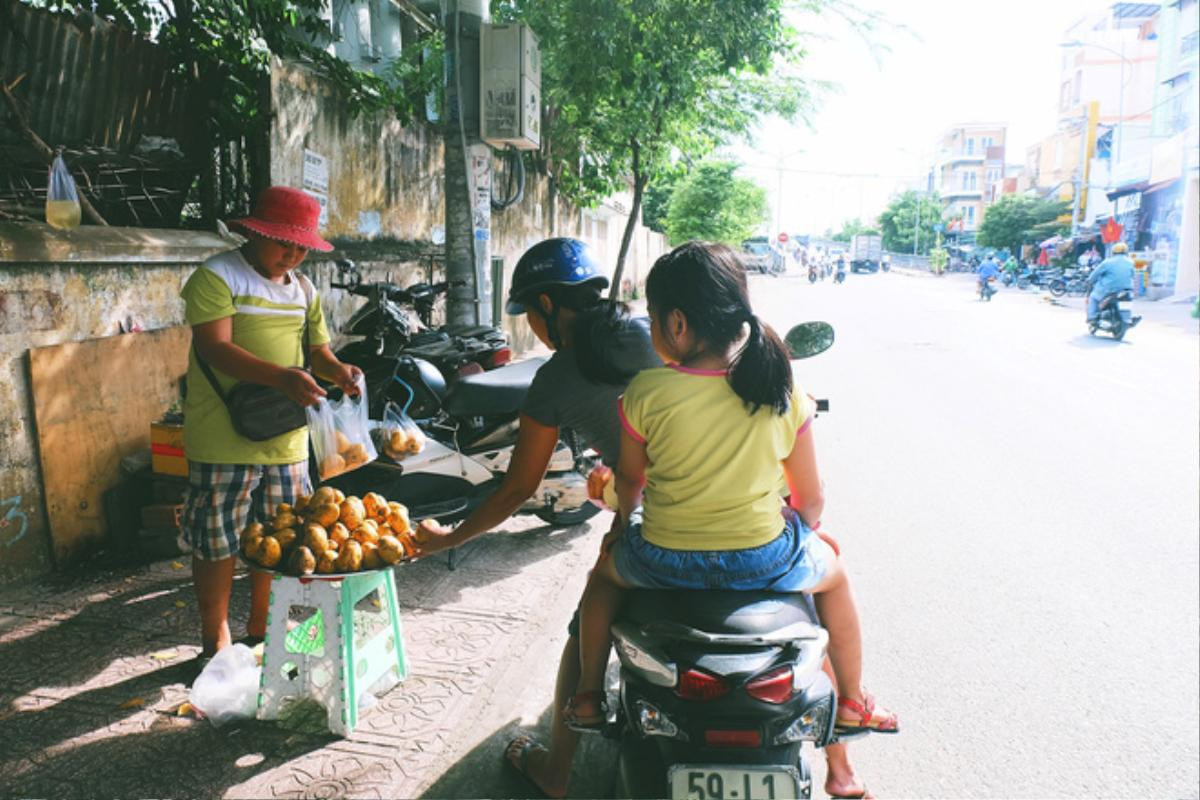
left=777, top=232, right=789, bottom=243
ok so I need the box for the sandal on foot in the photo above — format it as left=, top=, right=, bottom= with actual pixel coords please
left=828, top=785, right=874, bottom=800
left=563, top=690, right=608, bottom=733
left=835, top=692, right=899, bottom=735
left=504, top=734, right=558, bottom=799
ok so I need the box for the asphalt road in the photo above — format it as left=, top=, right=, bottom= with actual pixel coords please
left=748, top=268, right=1200, bottom=798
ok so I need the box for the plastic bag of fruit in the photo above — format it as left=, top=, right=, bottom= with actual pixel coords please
left=307, top=375, right=378, bottom=479
left=374, top=401, right=427, bottom=461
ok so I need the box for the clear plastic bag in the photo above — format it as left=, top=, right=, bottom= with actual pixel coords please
left=188, top=643, right=261, bottom=727
left=374, top=401, right=427, bottom=461
left=308, top=375, right=378, bottom=480
left=45, top=152, right=81, bottom=230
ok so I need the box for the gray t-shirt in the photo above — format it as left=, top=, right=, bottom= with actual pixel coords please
left=521, top=317, right=661, bottom=466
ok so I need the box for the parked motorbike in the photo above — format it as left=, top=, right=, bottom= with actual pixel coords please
left=610, top=322, right=852, bottom=800
left=331, top=260, right=511, bottom=416
left=1088, top=289, right=1141, bottom=341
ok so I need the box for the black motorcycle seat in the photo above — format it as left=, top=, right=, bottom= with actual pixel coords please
left=444, top=356, right=546, bottom=416
left=623, top=589, right=819, bottom=639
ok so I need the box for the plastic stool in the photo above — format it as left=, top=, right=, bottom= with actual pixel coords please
left=257, top=568, right=408, bottom=736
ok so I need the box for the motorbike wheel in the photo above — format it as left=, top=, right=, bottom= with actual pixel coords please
left=534, top=503, right=601, bottom=527
left=808, top=273, right=817, bottom=284
left=1048, top=279, right=1067, bottom=297
left=1017, top=277, right=1032, bottom=290
left=1088, top=322, right=1099, bottom=336
left=1111, top=318, right=1127, bottom=341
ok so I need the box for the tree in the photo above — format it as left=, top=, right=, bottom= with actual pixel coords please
left=664, top=161, right=766, bottom=245
left=495, top=0, right=827, bottom=293
left=976, top=195, right=1071, bottom=254
left=830, top=217, right=879, bottom=243
left=641, top=166, right=683, bottom=234
left=876, top=190, right=943, bottom=255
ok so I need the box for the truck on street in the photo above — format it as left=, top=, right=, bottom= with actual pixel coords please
left=850, top=234, right=883, bottom=273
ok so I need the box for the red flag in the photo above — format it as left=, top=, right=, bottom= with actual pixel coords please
left=1101, top=217, right=1124, bottom=244
left=1037, top=247, right=1050, bottom=266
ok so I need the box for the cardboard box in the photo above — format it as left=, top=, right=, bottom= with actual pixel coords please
left=150, top=421, right=187, bottom=477
left=140, top=503, right=183, bottom=530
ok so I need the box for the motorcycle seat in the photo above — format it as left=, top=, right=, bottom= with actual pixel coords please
left=444, top=356, right=546, bottom=417
left=623, top=589, right=820, bottom=642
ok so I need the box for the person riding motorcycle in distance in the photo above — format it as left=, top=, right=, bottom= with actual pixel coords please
left=976, top=254, right=1001, bottom=292
left=1086, top=242, right=1136, bottom=323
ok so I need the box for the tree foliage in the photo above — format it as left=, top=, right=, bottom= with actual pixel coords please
left=493, top=0, right=825, bottom=287
left=22, top=0, right=442, bottom=145
left=641, top=165, right=684, bottom=234
left=876, top=191, right=943, bottom=255
left=976, top=195, right=1071, bottom=254
left=664, top=161, right=766, bottom=245
left=830, top=217, right=879, bottom=243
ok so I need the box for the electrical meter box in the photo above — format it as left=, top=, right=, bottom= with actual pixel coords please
left=480, top=23, right=541, bottom=150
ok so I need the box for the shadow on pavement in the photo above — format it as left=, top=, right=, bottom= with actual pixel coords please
left=418, top=705, right=619, bottom=800
left=1067, top=333, right=1132, bottom=348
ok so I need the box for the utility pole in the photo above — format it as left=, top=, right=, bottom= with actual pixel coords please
left=443, top=0, right=492, bottom=325
left=913, top=192, right=921, bottom=256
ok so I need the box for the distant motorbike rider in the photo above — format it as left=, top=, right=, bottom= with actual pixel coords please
left=1086, top=242, right=1135, bottom=323
left=976, top=255, right=1001, bottom=290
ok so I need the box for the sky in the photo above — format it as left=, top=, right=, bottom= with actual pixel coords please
left=728, top=0, right=1105, bottom=236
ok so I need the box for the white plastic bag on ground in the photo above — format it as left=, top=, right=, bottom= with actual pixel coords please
left=189, top=643, right=261, bottom=726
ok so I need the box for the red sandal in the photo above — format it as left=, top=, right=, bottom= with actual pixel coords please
left=835, top=692, right=899, bottom=735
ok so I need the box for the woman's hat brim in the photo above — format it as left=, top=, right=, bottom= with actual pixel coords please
left=228, top=218, right=334, bottom=252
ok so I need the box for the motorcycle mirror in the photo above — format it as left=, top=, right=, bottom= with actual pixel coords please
left=784, top=322, right=835, bottom=359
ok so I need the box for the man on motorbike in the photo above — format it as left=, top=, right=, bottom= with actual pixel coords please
left=1002, top=253, right=1020, bottom=281
left=1086, top=242, right=1135, bottom=323
left=976, top=254, right=1001, bottom=292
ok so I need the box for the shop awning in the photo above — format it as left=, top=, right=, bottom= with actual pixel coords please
left=1107, top=182, right=1148, bottom=201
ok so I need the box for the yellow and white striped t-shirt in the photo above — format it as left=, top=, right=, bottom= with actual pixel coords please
left=181, top=249, right=331, bottom=465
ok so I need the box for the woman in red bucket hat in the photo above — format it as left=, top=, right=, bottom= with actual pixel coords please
left=178, top=186, right=360, bottom=663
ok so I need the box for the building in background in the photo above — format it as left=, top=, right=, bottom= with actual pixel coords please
left=930, top=123, right=1007, bottom=234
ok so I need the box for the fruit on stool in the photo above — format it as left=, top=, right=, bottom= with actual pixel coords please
left=332, top=489, right=346, bottom=505
left=386, top=502, right=411, bottom=535
left=352, top=524, right=380, bottom=546
left=328, top=521, right=351, bottom=549
left=288, top=545, right=317, bottom=576
left=274, top=527, right=299, bottom=552
left=276, top=503, right=293, bottom=516
left=303, top=524, right=330, bottom=555
left=309, top=502, right=340, bottom=528
left=335, top=539, right=363, bottom=572
left=339, top=496, right=366, bottom=529
left=377, top=535, right=405, bottom=564
left=361, top=542, right=383, bottom=570
left=294, top=494, right=312, bottom=514
left=363, top=492, right=387, bottom=521
left=240, top=522, right=265, bottom=550
left=316, top=549, right=338, bottom=574
left=310, top=486, right=337, bottom=508
left=272, top=512, right=299, bottom=531
left=256, top=535, right=283, bottom=568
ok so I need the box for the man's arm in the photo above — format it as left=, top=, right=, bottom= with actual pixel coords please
left=193, top=317, right=326, bottom=406
left=414, top=414, right=560, bottom=555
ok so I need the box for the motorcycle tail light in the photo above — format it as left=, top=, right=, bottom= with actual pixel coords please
left=636, top=700, right=685, bottom=740
left=489, top=347, right=513, bottom=367
left=675, top=669, right=730, bottom=701
left=704, top=728, right=762, bottom=748
left=457, top=362, right=484, bottom=378
left=745, top=666, right=794, bottom=704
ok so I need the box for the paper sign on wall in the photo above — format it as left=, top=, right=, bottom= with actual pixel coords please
left=303, top=149, right=329, bottom=193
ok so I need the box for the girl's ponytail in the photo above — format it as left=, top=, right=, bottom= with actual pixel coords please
left=729, top=313, right=792, bottom=415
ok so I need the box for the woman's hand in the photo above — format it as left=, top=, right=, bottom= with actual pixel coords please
left=412, top=519, right=456, bottom=557
left=329, top=362, right=364, bottom=397
left=275, top=367, right=327, bottom=407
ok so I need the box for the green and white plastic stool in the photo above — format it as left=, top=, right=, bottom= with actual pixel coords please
left=257, top=568, right=407, bottom=736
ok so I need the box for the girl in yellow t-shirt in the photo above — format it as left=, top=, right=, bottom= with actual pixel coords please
left=566, top=241, right=898, bottom=744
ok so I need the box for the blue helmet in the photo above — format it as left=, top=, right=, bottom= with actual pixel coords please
left=506, top=238, right=609, bottom=315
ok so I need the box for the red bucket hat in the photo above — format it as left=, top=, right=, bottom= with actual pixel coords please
left=228, top=186, right=334, bottom=252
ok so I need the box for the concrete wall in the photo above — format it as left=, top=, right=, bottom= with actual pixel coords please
left=0, top=224, right=234, bottom=583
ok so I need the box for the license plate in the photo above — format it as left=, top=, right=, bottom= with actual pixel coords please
left=668, top=765, right=802, bottom=800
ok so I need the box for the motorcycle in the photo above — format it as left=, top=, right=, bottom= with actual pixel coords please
left=833, top=261, right=846, bottom=284
left=610, top=322, right=853, bottom=800
left=331, top=260, right=512, bottom=417
left=807, top=264, right=818, bottom=284
left=978, top=277, right=997, bottom=302
left=1088, top=289, right=1141, bottom=341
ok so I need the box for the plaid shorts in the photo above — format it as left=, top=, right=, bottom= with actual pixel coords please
left=182, top=461, right=312, bottom=561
